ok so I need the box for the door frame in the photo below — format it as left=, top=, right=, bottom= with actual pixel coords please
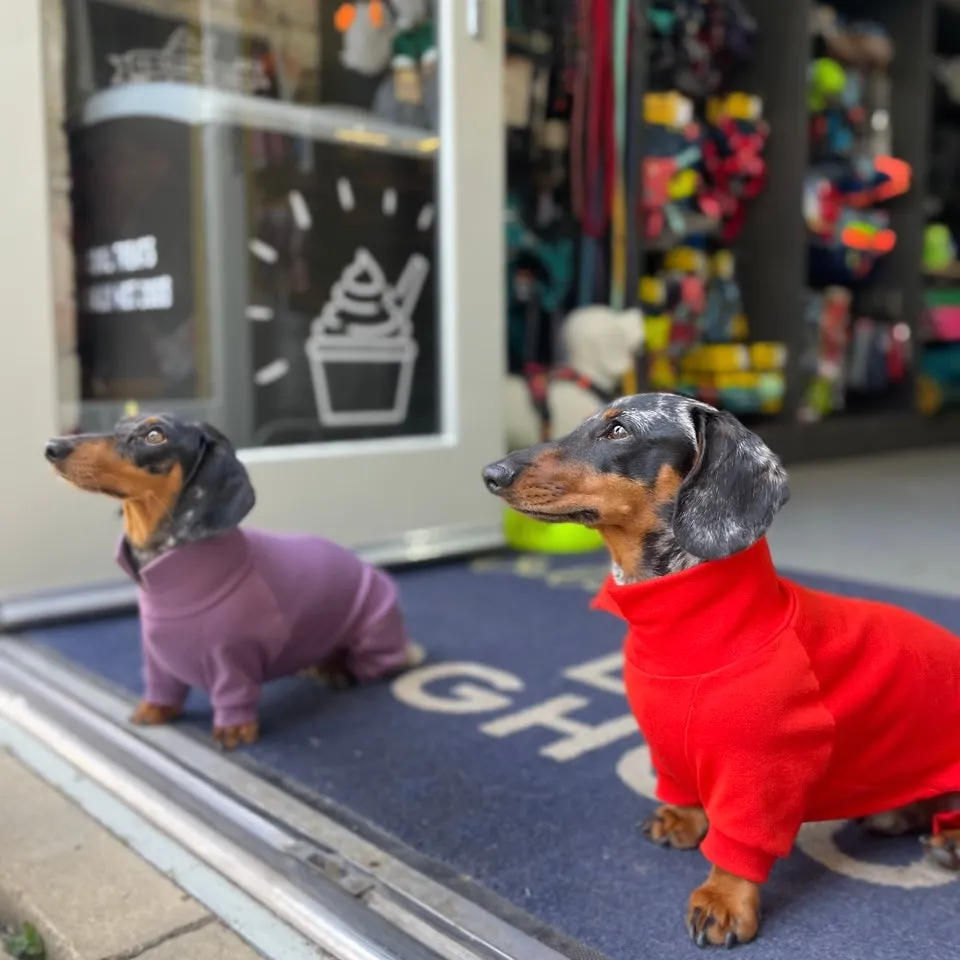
left=0, top=0, right=506, bottom=604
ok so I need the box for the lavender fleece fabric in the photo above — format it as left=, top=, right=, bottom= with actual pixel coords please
left=115, top=529, right=411, bottom=727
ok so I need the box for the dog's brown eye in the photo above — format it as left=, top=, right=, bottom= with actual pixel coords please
left=604, top=422, right=629, bottom=440
left=144, top=428, right=166, bottom=445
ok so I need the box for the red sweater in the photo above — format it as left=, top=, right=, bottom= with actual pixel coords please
left=593, top=538, right=960, bottom=883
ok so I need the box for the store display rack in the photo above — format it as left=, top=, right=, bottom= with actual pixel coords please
left=630, top=0, right=960, bottom=462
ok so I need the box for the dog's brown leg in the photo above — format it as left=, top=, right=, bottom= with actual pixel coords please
left=687, top=866, right=761, bottom=948
left=641, top=804, right=708, bottom=850
left=303, top=649, right=357, bottom=690
left=130, top=701, right=182, bottom=726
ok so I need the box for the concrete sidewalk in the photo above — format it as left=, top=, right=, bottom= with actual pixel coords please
left=0, top=749, right=264, bottom=960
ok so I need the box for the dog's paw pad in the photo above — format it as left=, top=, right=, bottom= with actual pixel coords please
left=687, top=883, right=759, bottom=948
left=212, top=722, right=259, bottom=751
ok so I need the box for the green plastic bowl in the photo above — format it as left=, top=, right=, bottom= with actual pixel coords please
left=503, top=508, right=605, bottom=554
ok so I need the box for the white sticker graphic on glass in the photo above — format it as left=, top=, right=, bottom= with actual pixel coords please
left=305, top=248, right=429, bottom=428
left=254, top=358, right=291, bottom=386
left=108, top=26, right=271, bottom=94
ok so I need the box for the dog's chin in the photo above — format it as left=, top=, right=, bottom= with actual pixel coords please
left=55, top=473, right=126, bottom=499
left=509, top=505, right=600, bottom=526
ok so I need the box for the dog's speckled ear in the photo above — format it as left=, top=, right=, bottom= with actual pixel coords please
left=174, top=423, right=256, bottom=541
left=671, top=406, right=789, bottom=560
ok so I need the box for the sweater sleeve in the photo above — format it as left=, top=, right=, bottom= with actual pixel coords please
left=687, top=634, right=836, bottom=883
left=206, top=640, right=266, bottom=729
left=142, top=643, right=190, bottom=708
left=648, top=743, right=702, bottom=807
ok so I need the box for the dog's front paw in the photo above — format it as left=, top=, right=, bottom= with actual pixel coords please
left=642, top=805, right=708, bottom=850
left=212, top=722, right=259, bottom=751
left=687, top=868, right=760, bottom=948
left=130, top=702, right=182, bottom=726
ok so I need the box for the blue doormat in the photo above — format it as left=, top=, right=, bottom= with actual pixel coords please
left=24, top=552, right=960, bottom=960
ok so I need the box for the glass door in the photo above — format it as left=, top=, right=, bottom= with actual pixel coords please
left=1, top=0, right=505, bottom=600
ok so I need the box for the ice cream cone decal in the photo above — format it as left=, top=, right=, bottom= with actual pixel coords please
left=305, top=248, right=430, bottom=428
left=317, top=248, right=414, bottom=336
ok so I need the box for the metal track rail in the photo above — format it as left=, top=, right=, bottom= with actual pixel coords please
left=0, top=640, right=570, bottom=960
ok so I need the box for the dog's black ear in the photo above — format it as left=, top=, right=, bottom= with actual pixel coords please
left=671, top=405, right=789, bottom=560
left=174, top=422, right=256, bottom=541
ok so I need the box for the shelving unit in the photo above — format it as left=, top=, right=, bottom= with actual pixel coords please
left=504, top=0, right=960, bottom=462
left=688, top=0, right=959, bottom=460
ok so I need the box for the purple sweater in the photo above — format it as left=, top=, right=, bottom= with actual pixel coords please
left=116, top=529, right=411, bottom=727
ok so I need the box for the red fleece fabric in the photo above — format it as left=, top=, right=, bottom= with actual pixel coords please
left=593, top=538, right=960, bottom=883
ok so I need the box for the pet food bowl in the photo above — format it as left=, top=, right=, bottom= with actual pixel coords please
left=503, top=508, right=604, bottom=554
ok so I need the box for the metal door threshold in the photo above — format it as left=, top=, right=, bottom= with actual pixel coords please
left=0, top=639, right=572, bottom=960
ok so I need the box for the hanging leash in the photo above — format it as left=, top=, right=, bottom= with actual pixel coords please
left=625, top=0, right=643, bottom=311
left=569, top=0, right=591, bottom=223
left=579, top=0, right=613, bottom=305
left=609, top=0, right=631, bottom=309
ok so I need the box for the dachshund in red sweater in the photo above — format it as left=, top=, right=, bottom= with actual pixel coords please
left=482, top=393, right=960, bottom=949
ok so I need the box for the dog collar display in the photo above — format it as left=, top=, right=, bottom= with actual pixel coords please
left=593, top=537, right=792, bottom=675
left=551, top=365, right=618, bottom=403
left=522, top=362, right=618, bottom=441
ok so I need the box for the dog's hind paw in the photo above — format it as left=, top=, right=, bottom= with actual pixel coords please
left=402, top=641, right=427, bottom=670
left=642, top=805, right=708, bottom=850
left=212, top=722, right=259, bottom=751
left=922, top=830, right=960, bottom=870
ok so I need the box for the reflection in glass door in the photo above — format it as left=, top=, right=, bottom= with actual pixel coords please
left=67, top=0, right=451, bottom=451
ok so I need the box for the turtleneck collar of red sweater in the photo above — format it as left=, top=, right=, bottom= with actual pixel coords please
left=591, top=537, right=795, bottom=676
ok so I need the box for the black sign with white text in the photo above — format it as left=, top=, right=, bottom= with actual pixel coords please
left=71, top=117, right=203, bottom=401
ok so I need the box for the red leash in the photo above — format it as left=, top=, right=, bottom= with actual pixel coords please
left=583, top=0, right=614, bottom=240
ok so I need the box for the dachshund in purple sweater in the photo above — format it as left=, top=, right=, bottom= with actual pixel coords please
left=44, top=415, right=424, bottom=749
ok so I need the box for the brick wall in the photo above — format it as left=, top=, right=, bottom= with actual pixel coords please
left=42, top=0, right=80, bottom=428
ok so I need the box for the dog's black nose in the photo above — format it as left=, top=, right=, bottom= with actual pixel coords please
left=44, top=438, right=73, bottom=463
left=482, top=461, right=517, bottom=495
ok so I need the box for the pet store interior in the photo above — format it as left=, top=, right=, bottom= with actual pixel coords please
left=1, top=0, right=960, bottom=959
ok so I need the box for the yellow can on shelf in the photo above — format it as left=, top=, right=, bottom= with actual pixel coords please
left=664, top=246, right=708, bottom=276
left=730, top=314, right=751, bottom=340
left=680, top=344, right=750, bottom=374
left=649, top=355, right=678, bottom=389
left=749, top=342, right=788, bottom=371
left=643, top=91, right=694, bottom=128
left=715, top=371, right=760, bottom=389
left=707, top=92, right=763, bottom=124
left=639, top=275, right=666, bottom=309
left=644, top=315, right=672, bottom=352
